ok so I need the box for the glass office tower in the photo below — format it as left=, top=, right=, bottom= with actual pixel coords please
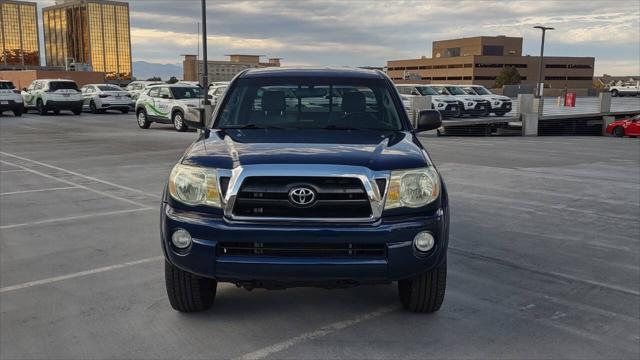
left=0, top=0, right=40, bottom=66
left=43, top=0, right=131, bottom=80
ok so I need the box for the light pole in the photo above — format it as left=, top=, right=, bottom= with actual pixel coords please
left=200, top=0, right=213, bottom=130
left=201, top=0, right=210, bottom=106
left=533, top=26, right=554, bottom=98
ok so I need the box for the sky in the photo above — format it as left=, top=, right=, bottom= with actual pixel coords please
left=35, top=0, right=640, bottom=75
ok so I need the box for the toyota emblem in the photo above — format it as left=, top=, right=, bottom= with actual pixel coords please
left=288, top=186, right=317, bottom=207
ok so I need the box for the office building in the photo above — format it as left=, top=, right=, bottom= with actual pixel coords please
left=387, top=36, right=595, bottom=89
left=42, top=0, right=131, bottom=80
left=0, top=0, right=40, bottom=67
left=183, top=54, right=281, bottom=83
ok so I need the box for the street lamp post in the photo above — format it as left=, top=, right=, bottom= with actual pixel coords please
left=200, top=0, right=213, bottom=130
left=201, top=0, right=210, bottom=106
left=533, top=26, right=554, bottom=98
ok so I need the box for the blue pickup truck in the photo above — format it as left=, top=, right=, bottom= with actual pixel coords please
left=161, top=68, right=449, bottom=313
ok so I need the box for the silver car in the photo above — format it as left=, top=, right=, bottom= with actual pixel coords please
left=81, top=84, right=134, bottom=114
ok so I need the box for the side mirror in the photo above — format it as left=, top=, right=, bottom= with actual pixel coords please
left=22, top=87, right=27, bottom=92
left=415, top=109, right=442, bottom=132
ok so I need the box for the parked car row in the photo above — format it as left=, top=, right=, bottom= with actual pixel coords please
left=396, top=83, right=512, bottom=118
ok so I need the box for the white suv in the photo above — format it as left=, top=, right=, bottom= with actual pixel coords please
left=207, top=82, right=229, bottom=106
left=125, top=81, right=164, bottom=101
left=429, top=84, right=491, bottom=117
left=0, top=80, right=24, bottom=116
left=81, top=84, right=133, bottom=114
left=455, top=85, right=512, bottom=117
left=22, top=79, right=83, bottom=115
left=396, top=84, right=462, bottom=118
left=135, top=84, right=203, bottom=132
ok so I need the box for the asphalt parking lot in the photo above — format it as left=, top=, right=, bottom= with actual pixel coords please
left=1, top=111, right=638, bottom=359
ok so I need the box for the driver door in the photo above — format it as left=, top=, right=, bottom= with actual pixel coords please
left=22, top=81, right=37, bottom=106
left=155, top=87, right=173, bottom=121
left=627, top=118, right=640, bottom=136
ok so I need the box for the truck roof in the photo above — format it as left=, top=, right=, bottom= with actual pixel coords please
left=241, top=67, right=385, bottom=79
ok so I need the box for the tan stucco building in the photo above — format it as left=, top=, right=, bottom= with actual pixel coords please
left=387, top=36, right=595, bottom=89
left=183, top=54, right=281, bottom=83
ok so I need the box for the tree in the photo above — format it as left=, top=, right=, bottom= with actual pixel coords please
left=493, top=67, right=521, bottom=88
left=146, top=76, right=162, bottom=81
left=166, top=76, right=179, bottom=84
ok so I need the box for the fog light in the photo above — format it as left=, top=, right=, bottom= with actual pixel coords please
left=414, top=231, right=434, bottom=252
left=171, top=229, right=192, bottom=249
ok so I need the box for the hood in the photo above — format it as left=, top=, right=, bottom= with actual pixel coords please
left=181, top=129, right=428, bottom=171
left=479, top=94, right=511, bottom=101
left=432, top=95, right=459, bottom=102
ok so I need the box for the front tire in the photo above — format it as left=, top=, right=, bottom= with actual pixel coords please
left=172, top=111, right=188, bottom=132
left=89, top=100, right=99, bottom=114
left=72, top=107, right=82, bottom=115
left=13, top=108, right=23, bottom=117
left=165, top=260, right=216, bottom=312
left=398, top=259, right=447, bottom=313
left=137, top=109, right=151, bottom=129
left=120, top=108, right=129, bottom=114
left=37, top=99, right=47, bottom=115
left=611, top=89, right=619, bottom=97
left=493, top=111, right=506, bottom=117
left=613, top=126, right=625, bottom=137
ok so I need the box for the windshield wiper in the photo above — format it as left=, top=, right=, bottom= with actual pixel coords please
left=222, top=124, right=285, bottom=130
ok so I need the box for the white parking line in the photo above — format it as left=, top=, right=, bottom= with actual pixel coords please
left=0, top=207, right=153, bottom=230
left=235, top=304, right=399, bottom=360
left=0, top=151, right=157, bottom=198
left=0, top=186, right=78, bottom=196
left=0, top=169, right=28, bottom=173
left=0, top=256, right=164, bottom=293
left=0, top=160, right=151, bottom=208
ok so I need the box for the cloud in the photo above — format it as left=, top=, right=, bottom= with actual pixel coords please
left=32, top=0, right=640, bottom=75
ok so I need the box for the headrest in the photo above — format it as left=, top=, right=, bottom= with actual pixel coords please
left=262, top=91, right=285, bottom=112
left=342, top=91, right=366, bottom=113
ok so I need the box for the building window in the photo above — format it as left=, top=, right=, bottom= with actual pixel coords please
left=463, top=64, right=473, bottom=68
left=447, top=64, right=463, bottom=69
left=545, top=76, right=566, bottom=80
left=482, top=45, right=504, bottom=56
left=508, top=64, right=527, bottom=68
left=475, top=76, right=497, bottom=80
left=568, top=64, right=593, bottom=69
left=405, top=66, right=419, bottom=70
left=463, top=76, right=472, bottom=80
left=432, top=76, right=446, bottom=80
left=567, top=76, right=593, bottom=80
left=444, top=47, right=460, bottom=57
left=546, top=64, right=567, bottom=68
left=419, top=65, right=432, bottom=70
left=476, top=63, right=503, bottom=68
left=447, top=76, right=462, bottom=80
left=433, top=65, right=447, bottom=69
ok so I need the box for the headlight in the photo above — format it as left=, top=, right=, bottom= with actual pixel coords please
left=385, top=167, right=440, bottom=209
left=467, top=102, right=474, bottom=106
left=437, top=102, right=445, bottom=107
left=168, top=164, right=222, bottom=207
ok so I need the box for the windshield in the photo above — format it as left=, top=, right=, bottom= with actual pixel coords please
left=98, top=85, right=123, bottom=91
left=171, top=86, right=203, bottom=99
left=445, top=86, right=467, bottom=95
left=462, top=87, right=478, bottom=95
left=415, top=86, right=439, bottom=96
left=49, top=81, right=78, bottom=91
left=0, top=81, right=15, bottom=89
left=215, top=77, right=404, bottom=131
left=471, top=86, right=491, bottom=95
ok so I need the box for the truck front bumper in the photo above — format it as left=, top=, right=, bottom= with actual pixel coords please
left=161, top=203, right=448, bottom=284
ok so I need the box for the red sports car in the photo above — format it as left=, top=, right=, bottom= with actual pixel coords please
left=606, top=114, right=640, bottom=137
